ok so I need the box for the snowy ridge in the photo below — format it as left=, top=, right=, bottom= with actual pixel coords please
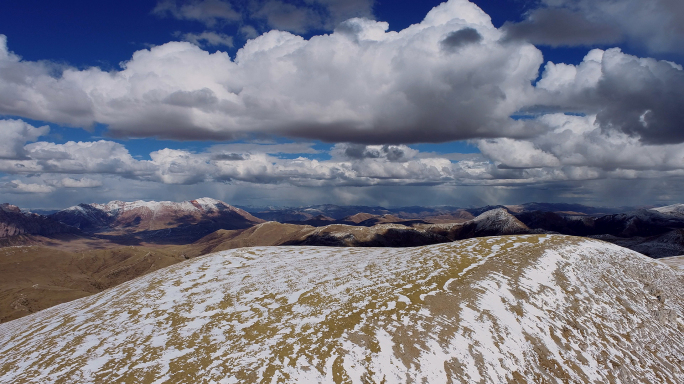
left=61, top=198, right=252, bottom=222
left=653, top=204, right=684, bottom=218
left=62, top=197, right=238, bottom=217
left=0, top=235, right=682, bottom=383
left=472, top=207, right=528, bottom=233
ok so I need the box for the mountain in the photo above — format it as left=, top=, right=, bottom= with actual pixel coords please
left=511, top=202, right=626, bottom=215
left=200, top=209, right=531, bottom=249
left=653, top=203, right=684, bottom=219
left=0, top=203, right=77, bottom=239
left=50, top=198, right=263, bottom=244
left=242, top=202, right=628, bottom=225
left=243, top=204, right=393, bottom=222
left=1, top=235, right=681, bottom=382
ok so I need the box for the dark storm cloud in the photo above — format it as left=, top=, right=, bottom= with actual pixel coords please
left=594, top=57, right=684, bottom=144
left=164, top=88, right=218, bottom=108
left=536, top=48, right=684, bottom=145
left=343, top=144, right=381, bottom=159
left=501, top=8, right=621, bottom=47
left=441, top=28, right=483, bottom=51
left=506, top=0, right=684, bottom=56
left=211, top=153, right=246, bottom=161
left=154, top=0, right=374, bottom=34
left=341, top=144, right=410, bottom=162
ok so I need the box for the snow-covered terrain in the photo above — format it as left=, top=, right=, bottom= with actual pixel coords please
left=74, top=197, right=246, bottom=217
left=51, top=197, right=262, bottom=234
left=660, top=255, right=684, bottom=273
left=653, top=204, right=684, bottom=219
left=0, top=235, right=682, bottom=383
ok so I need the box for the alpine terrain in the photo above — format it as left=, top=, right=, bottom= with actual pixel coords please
left=49, top=198, right=263, bottom=243
left=0, top=235, right=681, bottom=383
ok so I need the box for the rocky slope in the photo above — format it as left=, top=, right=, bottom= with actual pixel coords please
left=196, top=208, right=531, bottom=249
left=50, top=198, right=263, bottom=243
left=0, top=235, right=681, bottom=383
left=0, top=203, right=77, bottom=239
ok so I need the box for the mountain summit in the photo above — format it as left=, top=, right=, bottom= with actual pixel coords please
left=1, top=235, right=681, bottom=382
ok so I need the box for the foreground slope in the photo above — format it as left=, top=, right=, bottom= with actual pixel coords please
left=0, top=245, right=188, bottom=323
left=0, top=236, right=682, bottom=383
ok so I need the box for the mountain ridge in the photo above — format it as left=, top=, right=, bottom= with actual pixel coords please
left=1, top=235, right=681, bottom=383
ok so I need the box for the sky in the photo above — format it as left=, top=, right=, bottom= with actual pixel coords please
left=0, top=0, right=683, bottom=209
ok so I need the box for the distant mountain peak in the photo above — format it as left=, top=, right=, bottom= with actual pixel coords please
left=0, top=203, right=21, bottom=214
left=472, top=208, right=529, bottom=234
left=653, top=204, right=684, bottom=218
left=50, top=198, right=262, bottom=238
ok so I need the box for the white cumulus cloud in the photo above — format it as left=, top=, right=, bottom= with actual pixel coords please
left=0, top=0, right=544, bottom=143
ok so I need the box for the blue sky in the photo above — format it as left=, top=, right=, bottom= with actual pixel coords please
left=1, top=0, right=683, bottom=208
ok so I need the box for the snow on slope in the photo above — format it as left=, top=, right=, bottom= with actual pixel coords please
left=62, top=197, right=244, bottom=217
left=472, top=207, right=528, bottom=234
left=653, top=204, right=684, bottom=219
left=660, top=255, right=684, bottom=273
left=89, top=197, right=240, bottom=215
left=0, top=236, right=682, bottom=383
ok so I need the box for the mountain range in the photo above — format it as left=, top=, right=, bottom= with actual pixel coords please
left=2, top=198, right=684, bottom=323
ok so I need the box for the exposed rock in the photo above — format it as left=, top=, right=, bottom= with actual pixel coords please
left=0, top=203, right=77, bottom=238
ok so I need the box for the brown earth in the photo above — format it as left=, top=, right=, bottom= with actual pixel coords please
left=0, top=210, right=529, bottom=323
left=0, top=241, right=189, bottom=323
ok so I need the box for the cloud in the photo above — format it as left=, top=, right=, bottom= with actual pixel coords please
left=331, top=143, right=418, bottom=162
left=239, top=25, right=259, bottom=39
left=534, top=48, right=684, bottom=144
left=441, top=27, right=483, bottom=51
left=56, top=177, right=103, bottom=188
left=502, top=8, right=621, bottom=47
left=154, top=0, right=374, bottom=34
left=10, top=140, right=155, bottom=178
left=2, top=180, right=54, bottom=194
left=0, top=119, right=49, bottom=159
left=477, top=113, right=684, bottom=172
left=208, top=142, right=320, bottom=154
left=503, top=0, right=684, bottom=56
left=0, top=0, right=544, bottom=143
left=153, top=0, right=240, bottom=26
left=174, top=31, right=234, bottom=47
left=1, top=116, right=684, bottom=207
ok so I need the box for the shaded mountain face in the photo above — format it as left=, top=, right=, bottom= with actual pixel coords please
left=512, top=208, right=684, bottom=257
left=196, top=209, right=532, bottom=250
left=0, top=203, right=77, bottom=239
left=49, top=198, right=263, bottom=244
left=1, top=235, right=681, bottom=383
left=243, top=202, right=625, bottom=225
left=243, top=205, right=393, bottom=222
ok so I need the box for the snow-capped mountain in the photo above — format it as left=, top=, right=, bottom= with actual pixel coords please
left=1, top=235, right=681, bottom=382
left=50, top=198, right=263, bottom=236
left=470, top=207, right=529, bottom=234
